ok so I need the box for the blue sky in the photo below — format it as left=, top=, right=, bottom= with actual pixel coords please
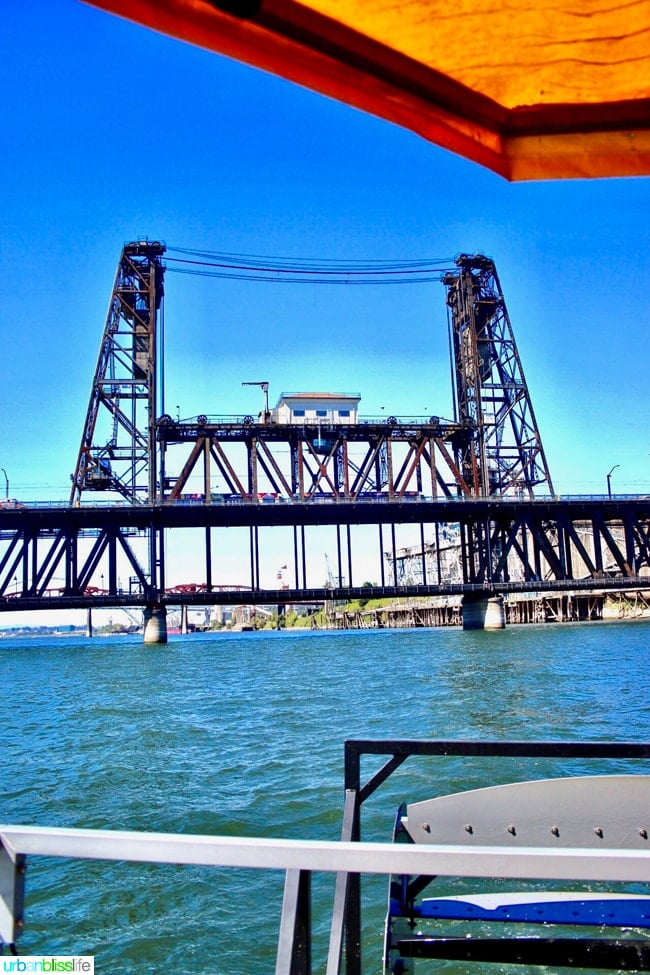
left=1, top=0, right=649, bottom=503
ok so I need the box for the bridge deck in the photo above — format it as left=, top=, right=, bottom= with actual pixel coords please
left=0, top=497, right=648, bottom=611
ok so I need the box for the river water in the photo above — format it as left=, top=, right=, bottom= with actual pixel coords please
left=2, top=621, right=650, bottom=973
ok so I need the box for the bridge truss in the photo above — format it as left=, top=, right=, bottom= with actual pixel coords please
left=69, top=244, right=554, bottom=507
left=0, top=499, right=649, bottom=612
left=157, top=416, right=475, bottom=502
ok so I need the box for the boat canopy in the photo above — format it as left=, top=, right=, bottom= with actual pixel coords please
left=84, top=0, right=650, bottom=181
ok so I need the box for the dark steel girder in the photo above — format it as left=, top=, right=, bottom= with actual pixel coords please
left=0, top=498, right=648, bottom=613
left=1, top=578, right=648, bottom=614
left=159, top=423, right=477, bottom=503
left=0, top=523, right=151, bottom=603
left=2, top=497, right=650, bottom=531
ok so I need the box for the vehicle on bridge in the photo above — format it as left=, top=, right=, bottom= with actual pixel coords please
left=0, top=498, right=24, bottom=509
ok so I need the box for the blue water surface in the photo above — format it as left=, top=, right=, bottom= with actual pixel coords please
left=1, top=621, right=649, bottom=973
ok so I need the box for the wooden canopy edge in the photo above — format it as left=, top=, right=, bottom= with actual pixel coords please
left=83, top=0, right=650, bottom=181
left=506, top=130, right=650, bottom=182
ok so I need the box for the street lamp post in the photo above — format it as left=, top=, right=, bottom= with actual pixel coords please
left=0, top=468, right=7, bottom=499
left=607, top=464, right=620, bottom=499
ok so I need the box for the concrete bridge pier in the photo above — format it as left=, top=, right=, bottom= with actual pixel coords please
left=143, top=604, right=168, bottom=644
left=462, top=593, right=506, bottom=630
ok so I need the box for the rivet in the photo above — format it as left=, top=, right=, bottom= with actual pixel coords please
left=551, top=826, right=560, bottom=837
left=464, top=824, right=473, bottom=834
left=594, top=827, right=604, bottom=838
left=640, top=829, right=648, bottom=839
left=422, top=822, right=431, bottom=833
left=507, top=825, right=516, bottom=835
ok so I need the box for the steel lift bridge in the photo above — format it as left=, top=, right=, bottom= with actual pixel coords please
left=1, top=241, right=648, bottom=640
left=68, top=246, right=552, bottom=506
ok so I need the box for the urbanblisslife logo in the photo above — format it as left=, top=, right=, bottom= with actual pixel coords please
left=1, top=960, right=93, bottom=973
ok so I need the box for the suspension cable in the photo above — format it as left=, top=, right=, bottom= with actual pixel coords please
left=164, top=245, right=457, bottom=285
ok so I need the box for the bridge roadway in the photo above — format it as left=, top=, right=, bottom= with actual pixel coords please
left=0, top=495, right=648, bottom=612
left=3, top=493, right=649, bottom=530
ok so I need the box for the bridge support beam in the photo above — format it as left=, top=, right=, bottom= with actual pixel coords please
left=143, top=605, right=168, bottom=644
left=462, top=593, right=506, bottom=630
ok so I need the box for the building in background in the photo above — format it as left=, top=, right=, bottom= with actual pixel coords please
left=268, top=392, right=360, bottom=424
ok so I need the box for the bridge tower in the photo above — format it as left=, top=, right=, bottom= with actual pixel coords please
left=70, top=240, right=166, bottom=505
left=443, top=254, right=554, bottom=628
left=70, top=240, right=167, bottom=641
left=443, top=254, right=554, bottom=498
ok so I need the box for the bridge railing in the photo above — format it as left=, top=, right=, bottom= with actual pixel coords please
left=2, top=493, right=649, bottom=509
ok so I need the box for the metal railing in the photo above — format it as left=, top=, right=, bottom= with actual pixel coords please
left=3, top=492, right=649, bottom=509
left=3, top=825, right=650, bottom=974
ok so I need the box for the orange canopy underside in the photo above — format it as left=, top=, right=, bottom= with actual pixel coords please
left=86, top=0, right=650, bottom=180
